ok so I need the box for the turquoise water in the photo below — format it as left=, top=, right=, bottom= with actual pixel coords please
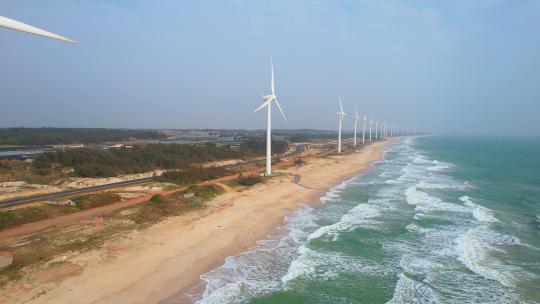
left=196, top=136, right=540, bottom=304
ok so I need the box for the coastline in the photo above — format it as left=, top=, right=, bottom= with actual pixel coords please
left=10, top=140, right=390, bottom=304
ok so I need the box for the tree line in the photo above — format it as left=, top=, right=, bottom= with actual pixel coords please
left=0, top=128, right=166, bottom=146
left=33, top=139, right=288, bottom=178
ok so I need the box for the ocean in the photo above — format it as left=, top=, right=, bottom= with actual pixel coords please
left=195, top=136, right=540, bottom=304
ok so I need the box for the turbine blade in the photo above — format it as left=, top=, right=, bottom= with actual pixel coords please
left=271, top=58, right=275, bottom=96
left=0, top=16, right=77, bottom=44
left=274, top=98, right=287, bottom=121
left=254, top=100, right=270, bottom=112
left=339, top=97, right=344, bottom=112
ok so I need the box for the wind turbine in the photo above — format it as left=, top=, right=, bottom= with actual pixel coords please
left=0, top=16, right=77, bottom=44
left=369, top=117, right=373, bottom=141
left=336, top=98, right=346, bottom=153
left=375, top=120, right=379, bottom=140
left=254, top=59, right=286, bottom=176
left=353, top=105, right=360, bottom=147
left=362, top=115, right=367, bottom=144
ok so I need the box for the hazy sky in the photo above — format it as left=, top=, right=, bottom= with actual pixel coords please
left=1, top=0, right=539, bottom=135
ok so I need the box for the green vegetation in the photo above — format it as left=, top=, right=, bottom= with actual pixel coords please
left=0, top=219, right=132, bottom=282
left=72, top=193, right=121, bottom=210
left=272, top=129, right=337, bottom=142
left=238, top=174, right=263, bottom=186
left=225, top=173, right=264, bottom=188
left=150, top=194, right=164, bottom=204
left=0, top=185, right=225, bottom=283
left=156, top=167, right=230, bottom=185
left=186, top=184, right=224, bottom=201
left=127, top=185, right=224, bottom=225
left=0, top=128, right=166, bottom=146
left=2, top=137, right=289, bottom=183
left=0, top=204, right=77, bottom=230
left=0, top=160, right=40, bottom=183
left=240, top=138, right=288, bottom=155
left=0, top=193, right=121, bottom=230
left=34, top=143, right=243, bottom=178
left=31, top=139, right=289, bottom=179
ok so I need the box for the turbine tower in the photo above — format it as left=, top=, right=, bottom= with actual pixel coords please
left=254, top=59, right=286, bottom=176
left=362, top=115, right=367, bottom=144
left=353, top=105, right=360, bottom=147
left=369, top=117, right=373, bottom=141
left=336, top=98, right=346, bottom=153
left=0, top=16, right=77, bottom=44
left=375, top=120, right=379, bottom=140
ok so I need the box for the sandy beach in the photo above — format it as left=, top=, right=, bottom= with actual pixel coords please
left=6, top=140, right=389, bottom=304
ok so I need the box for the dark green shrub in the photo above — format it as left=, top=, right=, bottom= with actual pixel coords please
left=239, top=174, right=262, bottom=186
left=150, top=194, right=164, bottom=204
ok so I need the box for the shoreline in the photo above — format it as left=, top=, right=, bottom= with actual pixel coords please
left=6, top=140, right=391, bottom=304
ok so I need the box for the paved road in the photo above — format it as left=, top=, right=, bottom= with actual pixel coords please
left=0, top=144, right=306, bottom=209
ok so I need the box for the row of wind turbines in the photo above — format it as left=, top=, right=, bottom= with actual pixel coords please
left=255, top=61, right=416, bottom=176
left=1, top=22, right=417, bottom=177
left=337, top=99, right=416, bottom=154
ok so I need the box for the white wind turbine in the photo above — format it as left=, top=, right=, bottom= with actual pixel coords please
left=0, top=16, right=77, bottom=44
left=254, top=59, right=286, bottom=176
left=375, top=120, right=379, bottom=140
left=369, top=117, right=373, bottom=141
left=362, top=115, right=367, bottom=144
left=336, top=98, right=346, bottom=153
left=353, top=105, right=360, bottom=147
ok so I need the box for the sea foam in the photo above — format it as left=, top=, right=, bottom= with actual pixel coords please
left=405, top=185, right=468, bottom=213
left=387, top=273, right=436, bottom=304
left=456, top=226, right=522, bottom=288
left=281, top=246, right=390, bottom=284
left=460, top=196, right=498, bottom=223
left=196, top=204, right=318, bottom=303
left=307, top=203, right=382, bottom=241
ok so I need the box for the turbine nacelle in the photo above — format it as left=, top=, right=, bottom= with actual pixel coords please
left=353, top=105, right=360, bottom=120
left=337, top=98, right=346, bottom=118
left=255, top=60, right=286, bottom=121
left=262, top=95, right=275, bottom=101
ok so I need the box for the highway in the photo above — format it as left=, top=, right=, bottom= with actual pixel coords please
left=0, top=144, right=306, bottom=209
